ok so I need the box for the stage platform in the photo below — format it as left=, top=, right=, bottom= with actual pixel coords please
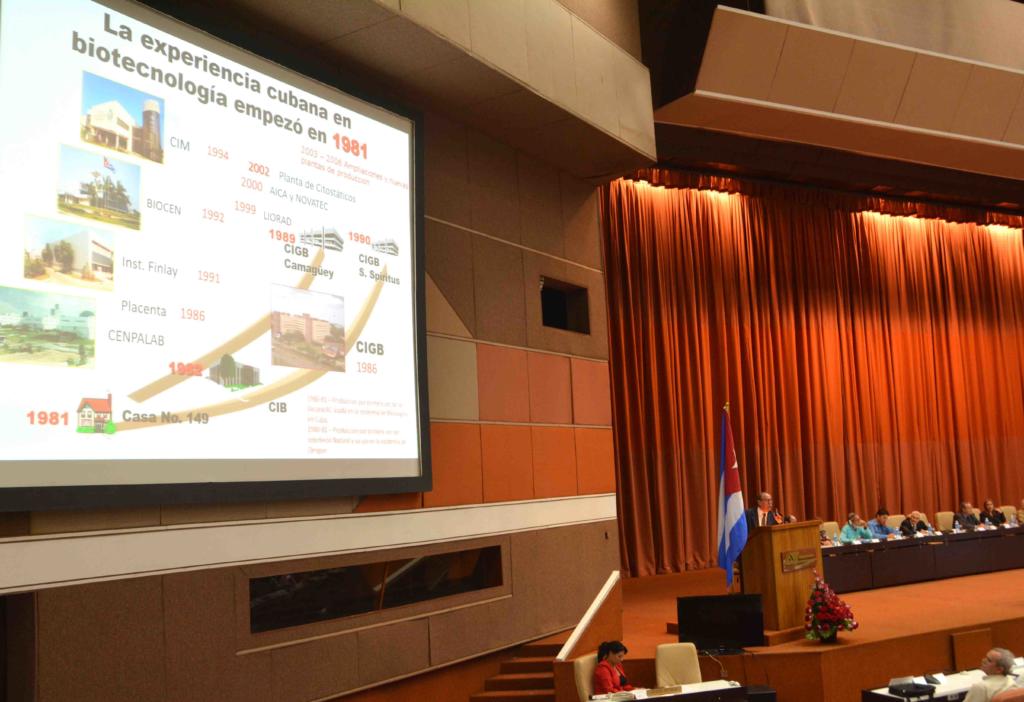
left=621, top=568, right=1024, bottom=702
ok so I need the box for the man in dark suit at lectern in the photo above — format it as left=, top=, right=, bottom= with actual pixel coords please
left=745, top=492, right=785, bottom=531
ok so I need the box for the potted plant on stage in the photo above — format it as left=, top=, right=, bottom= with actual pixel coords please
left=804, top=572, right=858, bottom=643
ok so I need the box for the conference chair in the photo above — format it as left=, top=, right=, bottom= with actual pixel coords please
left=656, top=642, right=702, bottom=687
left=821, top=521, right=840, bottom=541
left=992, top=687, right=1024, bottom=701
left=888, top=514, right=905, bottom=532
left=573, top=652, right=597, bottom=702
left=999, top=505, right=1016, bottom=523
left=934, top=511, right=954, bottom=531
left=971, top=507, right=981, bottom=520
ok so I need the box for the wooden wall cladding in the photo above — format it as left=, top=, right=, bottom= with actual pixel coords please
left=29, top=520, right=619, bottom=702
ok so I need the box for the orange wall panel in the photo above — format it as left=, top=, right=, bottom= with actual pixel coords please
left=424, top=423, right=484, bottom=507
left=477, top=343, right=531, bottom=421
left=481, top=424, right=535, bottom=502
left=571, top=358, right=612, bottom=425
left=355, top=493, right=424, bottom=513
left=575, top=427, right=616, bottom=494
left=532, top=426, right=579, bottom=498
left=528, top=351, right=573, bottom=423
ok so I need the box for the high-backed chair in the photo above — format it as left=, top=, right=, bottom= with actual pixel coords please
left=821, top=521, right=840, bottom=541
left=888, top=514, right=905, bottom=532
left=993, top=687, right=1024, bottom=701
left=573, top=653, right=597, bottom=702
left=656, top=642, right=701, bottom=687
left=999, top=505, right=1017, bottom=523
left=971, top=507, right=981, bottom=520
left=934, top=511, right=954, bottom=531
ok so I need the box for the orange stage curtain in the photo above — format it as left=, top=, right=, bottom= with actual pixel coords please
left=602, top=173, right=1024, bottom=576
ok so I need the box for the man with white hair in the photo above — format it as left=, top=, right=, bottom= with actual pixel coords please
left=964, top=648, right=1016, bottom=702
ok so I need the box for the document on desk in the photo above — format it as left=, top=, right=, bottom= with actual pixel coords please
left=630, top=680, right=736, bottom=699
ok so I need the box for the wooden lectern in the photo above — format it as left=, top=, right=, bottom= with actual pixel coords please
left=740, top=520, right=823, bottom=631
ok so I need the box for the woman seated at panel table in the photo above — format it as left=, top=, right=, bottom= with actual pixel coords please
left=899, top=511, right=933, bottom=537
left=593, top=641, right=635, bottom=695
left=979, top=499, right=1006, bottom=527
left=839, top=513, right=873, bottom=543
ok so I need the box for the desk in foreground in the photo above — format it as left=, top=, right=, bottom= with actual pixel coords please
left=593, top=680, right=746, bottom=701
left=862, top=658, right=1024, bottom=701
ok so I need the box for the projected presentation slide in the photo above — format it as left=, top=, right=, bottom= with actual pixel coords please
left=0, top=0, right=423, bottom=492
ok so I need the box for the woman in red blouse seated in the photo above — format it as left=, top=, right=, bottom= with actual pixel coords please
left=593, top=640, right=634, bottom=695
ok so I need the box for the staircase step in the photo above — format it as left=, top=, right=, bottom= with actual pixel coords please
left=470, top=691, right=556, bottom=702
left=499, top=656, right=553, bottom=674
left=517, top=642, right=564, bottom=657
left=485, top=672, right=555, bottom=691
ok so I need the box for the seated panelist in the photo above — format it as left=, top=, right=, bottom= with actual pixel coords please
left=839, top=513, right=872, bottom=543
left=979, top=499, right=1006, bottom=527
left=899, top=511, right=932, bottom=536
left=867, top=508, right=897, bottom=539
left=593, top=640, right=634, bottom=695
left=953, top=501, right=980, bottom=530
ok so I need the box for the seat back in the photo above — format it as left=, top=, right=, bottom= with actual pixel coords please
left=934, top=511, right=954, bottom=531
left=821, top=521, right=840, bottom=541
left=993, top=687, right=1024, bottom=701
left=999, top=505, right=1017, bottom=523
left=888, top=514, right=905, bottom=532
left=656, top=642, right=701, bottom=687
left=971, top=507, right=981, bottom=519
left=573, top=653, right=597, bottom=702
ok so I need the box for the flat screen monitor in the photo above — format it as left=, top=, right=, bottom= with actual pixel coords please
left=0, top=0, right=428, bottom=510
left=676, top=594, right=764, bottom=652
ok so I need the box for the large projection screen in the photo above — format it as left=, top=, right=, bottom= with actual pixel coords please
left=0, top=0, right=429, bottom=509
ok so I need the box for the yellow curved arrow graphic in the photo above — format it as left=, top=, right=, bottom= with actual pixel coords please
left=128, top=249, right=327, bottom=403
left=114, top=264, right=388, bottom=432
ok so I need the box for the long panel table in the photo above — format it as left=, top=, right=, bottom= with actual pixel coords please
left=823, top=525, right=1024, bottom=593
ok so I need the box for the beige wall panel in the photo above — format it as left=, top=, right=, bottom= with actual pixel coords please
left=357, top=617, right=431, bottom=685
left=164, top=569, right=274, bottom=702
left=1003, top=89, right=1024, bottom=145
left=427, top=335, right=480, bottom=420
left=525, top=0, right=577, bottom=107
left=507, top=520, right=619, bottom=640
left=242, top=0, right=395, bottom=45
left=424, top=112, right=471, bottom=227
left=894, top=54, right=972, bottom=132
left=160, top=502, right=267, bottom=526
left=469, top=0, right=529, bottom=83
left=37, top=578, right=165, bottom=702
left=834, top=41, right=916, bottom=122
left=518, top=153, right=566, bottom=257
left=472, top=237, right=527, bottom=346
left=400, top=0, right=471, bottom=49
left=571, top=16, right=620, bottom=136
left=426, top=274, right=473, bottom=337
left=569, top=267, right=609, bottom=360
left=950, top=65, right=1024, bottom=141
left=560, top=173, right=602, bottom=270
left=31, top=506, right=160, bottom=535
left=467, top=130, right=522, bottom=244
left=323, top=16, right=463, bottom=80
left=271, top=633, right=360, bottom=702
left=769, top=26, right=854, bottom=112
left=265, top=496, right=359, bottom=519
left=469, top=86, right=570, bottom=133
left=425, top=219, right=476, bottom=335
left=407, top=52, right=522, bottom=112
left=428, top=596, right=518, bottom=665
left=615, top=51, right=657, bottom=156
left=696, top=10, right=787, bottom=101
left=557, top=0, right=641, bottom=59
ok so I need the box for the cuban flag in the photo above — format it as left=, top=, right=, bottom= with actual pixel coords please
left=103, top=157, right=115, bottom=172
left=716, top=403, right=747, bottom=586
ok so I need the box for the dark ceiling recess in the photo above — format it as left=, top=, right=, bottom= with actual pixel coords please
left=638, top=1, right=1022, bottom=214
left=639, top=0, right=765, bottom=109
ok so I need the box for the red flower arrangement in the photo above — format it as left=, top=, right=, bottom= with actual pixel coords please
left=804, top=572, right=858, bottom=642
